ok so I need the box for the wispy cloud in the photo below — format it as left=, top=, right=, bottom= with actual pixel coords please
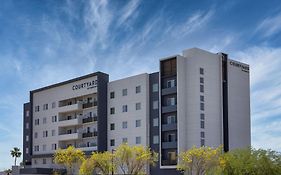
left=256, top=12, right=281, bottom=38
left=116, top=0, right=141, bottom=28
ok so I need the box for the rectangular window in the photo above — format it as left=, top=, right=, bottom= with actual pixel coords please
left=167, top=97, right=176, bottom=106
left=201, top=139, right=205, bottom=147
left=52, top=130, right=56, bottom=136
left=52, top=102, right=56, bottom=108
left=35, top=119, right=40, bottom=125
left=167, top=79, right=176, bottom=88
left=167, top=115, right=176, bottom=124
left=153, top=100, right=159, bottom=109
left=52, top=116, right=57, bottom=122
left=200, top=113, right=205, bottom=120
left=122, top=105, right=128, bottom=112
left=200, top=85, right=204, bottom=93
left=136, top=103, right=141, bottom=110
left=43, top=144, right=46, bottom=151
left=43, top=104, right=48, bottom=110
left=136, top=120, right=141, bottom=127
left=52, top=144, right=57, bottom=150
left=34, top=132, right=38, bottom=139
left=26, top=135, right=29, bottom=142
left=153, top=135, right=159, bottom=144
left=110, top=92, right=115, bottom=99
left=122, top=89, right=127, bottom=96
left=200, top=103, right=204, bottom=111
left=136, top=136, right=141, bottom=144
left=110, top=123, right=115, bottom=130
left=152, top=83, right=159, bottom=92
left=26, top=123, right=29, bottom=129
left=201, top=121, right=205, bottom=129
left=153, top=118, right=159, bottom=127
left=26, top=111, right=30, bottom=117
left=43, top=131, right=48, bottom=137
left=136, top=85, right=141, bottom=93
left=200, top=77, right=204, bottom=84
left=110, top=139, right=115, bottom=146
left=200, top=67, right=204, bottom=75
left=26, top=147, right=29, bottom=154
left=43, top=158, right=46, bottom=164
left=110, top=107, right=115, bottom=114
left=122, top=121, right=128, bottom=129
left=122, top=138, right=128, bottom=143
left=35, top=106, right=40, bottom=112
left=34, top=145, right=39, bottom=152
left=200, top=95, right=204, bottom=102
left=43, top=117, right=47, bottom=124
left=200, top=131, right=205, bottom=138
left=34, top=159, right=37, bottom=164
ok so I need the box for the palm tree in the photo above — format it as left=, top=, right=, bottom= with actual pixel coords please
left=10, top=147, right=21, bottom=166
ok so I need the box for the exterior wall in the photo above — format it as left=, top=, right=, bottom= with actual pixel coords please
left=107, top=73, right=150, bottom=150
left=23, top=103, right=32, bottom=165
left=227, top=59, right=251, bottom=149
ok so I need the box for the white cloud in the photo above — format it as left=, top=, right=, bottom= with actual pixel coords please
left=117, top=0, right=141, bottom=28
left=256, top=12, right=281, bottom=38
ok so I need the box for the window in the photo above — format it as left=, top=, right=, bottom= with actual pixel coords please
left=43, top=104, right=48, bottom=110
left=52, top=102, right=56, bottom=108
left=153, top=118, right=159, bottom=127
left=167, top=115, right=176, bottom=124
left=122, top=138, right=128, bottom=143
left=26, top=148, right=29, bottom=154
left=52, top=130, right=56, bottom=136
left=26, top=123, right=29, bottom=129
left=200, top=113, right=205, bottom=120
left=167, top=79, right=176, bottom=88
left=35, top=105, right=40, bottom=112
left=200, top=131, right=205, bottom=138
left=35, top=119, right=40, bottom=125
left=122, top=121, right=128, bottom=129
left=26, top=135, right=29, bottom=142
left=34, top=132, right=38, bottom=139
left=43, top=117, right=47, bottom=124
left=110, top=123, right=115, bottom=130
left=136, top=85, right=141, bottom=93
left=26, top=111, right=30, bottom=117
left=122, top=89, right=127, bottom=96
left=43, top=144, right=46, bottom=151
left=52, top=144, right=57, bottom=150
left=136, top=120, right=141, bottom=127
left=153, top=101, right=159, bottom=109
left=110, top=139, right=115, bottom=146
left=136, top=103, right=141, bottom=110
left=201, top=139, right=205, bottom=147
left=110, top=92, right=115, bottom=99
left=153, top=135, right=159, bottom=144
left=34, top=159, right=37, bottom=164
left=200, top=85, right=204, bottom=93
left=200, top=103, right=204, bottom=111
left=52, top=116, right=57, bottom=122
left=200, top=95, right=204, bottom=102
left=200, top=77, right=204, bottom=84
left=34, top=145, right=39, bottom=152
left=152, top=83, right=159, bottom=92
left=136, top=136, right=141, bottom=144
left=110, top=107, right=115, bottom=114
left=43, top=131, right=48, bottom=137
left=43, top=158, right=46, bottom=164
left=200, top=67, right=204, bottom=75
left=200, top=121, right=205, bottom=129
left=167, top=97, right=176, bottom=106
left=122, top=105, right=128, bottom=112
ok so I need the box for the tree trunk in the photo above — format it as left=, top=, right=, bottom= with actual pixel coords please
left=14, top=157, right=17, bottom=166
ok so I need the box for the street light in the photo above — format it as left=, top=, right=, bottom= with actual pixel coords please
left=111, top=149, right=116, bottom=175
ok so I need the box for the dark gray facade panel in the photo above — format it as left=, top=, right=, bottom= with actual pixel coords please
left=23, top=102, right=32, bottom=165
left=97, top=73, right=109, bottom=152
left=222, top=53, right=229, bottom=152
left=149, top=72, right=179, bottom=175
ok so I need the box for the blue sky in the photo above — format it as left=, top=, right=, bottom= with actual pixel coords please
left=0, top=0, right=281, bottom=170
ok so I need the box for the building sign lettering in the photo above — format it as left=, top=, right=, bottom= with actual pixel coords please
left=229, top=61, right=249, bottom=73
left=72, top=80, right=98, bottom=90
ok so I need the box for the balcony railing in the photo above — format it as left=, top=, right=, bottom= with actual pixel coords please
left=82, top=116, right=98, bottom=124
left=82, top=131, right=98, bottom=138
left=82, top=101, right=97, bottom=109
left=161, top=159, right=177, bottom=166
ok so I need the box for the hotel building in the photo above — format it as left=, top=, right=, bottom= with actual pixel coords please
left=21, top=48, right=250, bottom=175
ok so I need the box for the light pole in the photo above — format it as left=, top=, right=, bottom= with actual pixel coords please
left=111, top=149, right=116, bottom=175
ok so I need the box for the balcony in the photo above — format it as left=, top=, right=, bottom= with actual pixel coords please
left=162, top=105, right=177, bottom=113
left=82, top=101, right=97, bottom=109
left=58, top=132, right=81, bottom=141
left=162, top=86, right=177, bottom=96
left=59, top=118, right=81, bottom=127
left=162, top=123, right=177, bottom=131
left=161, top=159, right=177, bottom=166
left=78, top=143, right=98, bottom=151
left=162, top=141, right=177, bottom=149
left=58, top=103, right=82, bottom=113
left=82, top=131, right=98, bottom=138
left=82, top=116, right=98, bottom=124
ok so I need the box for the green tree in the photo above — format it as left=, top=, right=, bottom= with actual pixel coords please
left=177, top=146, right=222, bottom=175
left=114, top=143, right=158, bottom=175
left=220, top=147, right=281, bottom=175
left=54, top=146, right=85, bottom=175
left=79, top=151, right=115, bottom=175
left=10, top=147, right=22, bottom=166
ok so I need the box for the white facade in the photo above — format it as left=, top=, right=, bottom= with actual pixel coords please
left=107, top=73, right=150, bottom=150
